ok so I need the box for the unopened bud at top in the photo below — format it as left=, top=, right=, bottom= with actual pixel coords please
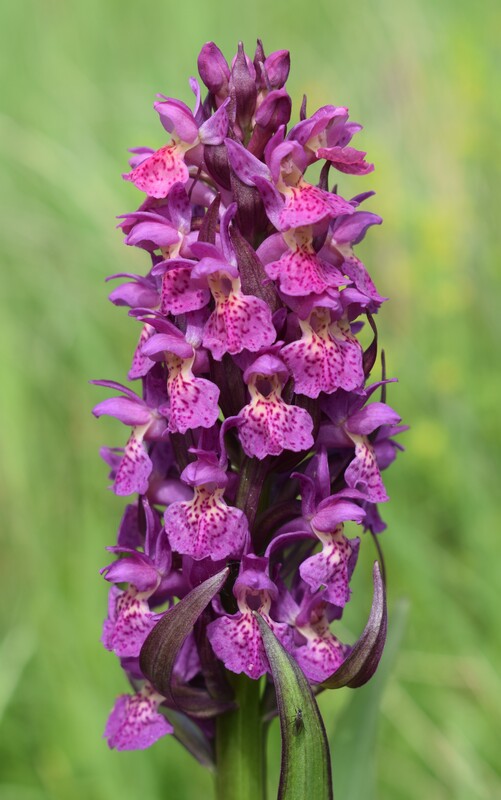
left=198, top=42, right=231, bottom=99
left=263, top=49, right=290, bottom=90
left=230, top=42, right=258, bottom=135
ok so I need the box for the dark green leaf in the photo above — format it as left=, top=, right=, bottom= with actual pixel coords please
left=255, top=613, right=333, bottom=800
left=140, top=567, right=233, bottom=717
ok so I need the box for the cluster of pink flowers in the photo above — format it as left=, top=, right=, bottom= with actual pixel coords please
left=93, top=40, right=404, bottom=751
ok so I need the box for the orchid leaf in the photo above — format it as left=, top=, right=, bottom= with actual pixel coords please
left=331, top=599, right=409, bottom=800
left=140, top=567, right=232, bottom=716
left=322, top=561, right=387, bottom=689
left=255, top=613, right=333, bottom=800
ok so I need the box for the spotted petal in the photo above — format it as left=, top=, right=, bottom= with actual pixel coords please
left=299, top=536, right=360, bottom=607
left=161, top=266, right=210, bottom=315
left=317, top=145, right=374, bottom=175
left=123, top=144, right=189, bottom=198
left=104, top=684, right=173, bottom=751
left=282, top=321, right=364, bottom=398
left=345, top=437, right=388, bottom=503
left=129, top=324, right=157, bottom=380
left=207, top=612, right=292, bottom=680
left=202, top=292, right=276, bottom=360
left=102, top=586, right=157, bottom=657
left=167, top=368, right=220, bottom=434
left=265, top=248, right=345, bottom=297
left=342, top=254, right=386, bottom=307
left=237, top=396, right=314, bottom=459
left=294, top=630, right=347, bottom=684
left=279, top=184, right=354, bottom=230
left=164, top=488, right=248, bottom=561
left=113, top=427, right=153, bottom=496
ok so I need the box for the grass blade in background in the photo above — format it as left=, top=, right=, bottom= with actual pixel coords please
left=330, top=599, right=409, bottom=800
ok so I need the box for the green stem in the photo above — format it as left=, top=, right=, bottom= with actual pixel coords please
left=215, top=674, right=266, bottom=800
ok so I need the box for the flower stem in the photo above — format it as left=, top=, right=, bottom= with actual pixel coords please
left=215, top=674, right=266, bottom=800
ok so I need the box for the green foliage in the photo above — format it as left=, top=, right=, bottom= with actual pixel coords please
left=1, top=1, right=500, bottom=798
left=330, top=599, right=408, bottom=799
left=140, top=568, right=231, bottom=718
left=256, top=614, right=332, bottom=800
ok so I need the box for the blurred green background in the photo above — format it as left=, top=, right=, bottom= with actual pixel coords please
left=1, top=0, right=500, bottom=797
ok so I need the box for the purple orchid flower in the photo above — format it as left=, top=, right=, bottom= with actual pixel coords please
left=235, top=350, right=314, bottom=458
left=93, top=42, right=404, bottom=782
left=164, top=450, right=250, bottom=561
left=104, top=682, right=174, bottom=751
left=123, top=95, right=229, bottom=198
left=319, top=197, right=386, bottom=312
left=320, top=385, right=403, bottom=503
left=139, top=321, right=221, bottom=434
left=226, top=134, right=355, bottom=233
left=288, top=104, right=374, bottom=175
left=258, top=225, right=347, bottom=298
left=293, top=592, right=349, bottom=684
left=92, top=378, right=168, bottom=495
left=101, top=497, right=176, bottom=658
left=281, top=306, right=365, bottom=397
left=207, top=555, right=293, bottom=680
left=188, top=205, right=276, bottom=359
